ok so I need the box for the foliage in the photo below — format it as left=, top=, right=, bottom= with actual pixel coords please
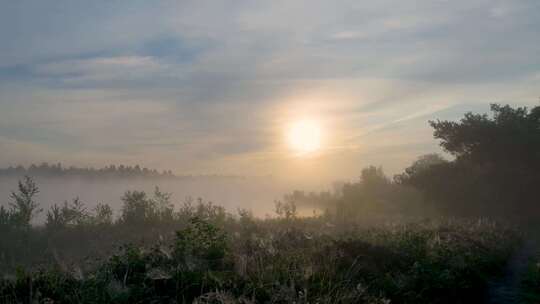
left=0, top=177, right=521, bottom=304
left=93, top=203, right=114, bottom=226
left=0, top=212, right=520, bottom=303
left=8, top=176, right=41, bottom=228
left=0, top=177, right=523, bottom=303
left=521, top=253, right=540, bottom=303
left=173, top=217, right=229, bottom=271
left=0, top=162, right=174, bottom=179
left=430, top=104, right=540, bottom=163
left=394, top=103, right=540, bottom=218
left=274, top=199, right=298, bottom=220
left=120, top=191, right=156, bottom=225
left=46, top=197, right=89, bottom=230
left=153, top=186, right=175, bottom=222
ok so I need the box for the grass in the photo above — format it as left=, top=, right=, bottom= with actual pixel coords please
left=0, top=217, right=520, bottom=304
left=521, top=252, right=540, bottom=303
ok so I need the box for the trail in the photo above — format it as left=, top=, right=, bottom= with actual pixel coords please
left=486, top=239, right=537, bottom=304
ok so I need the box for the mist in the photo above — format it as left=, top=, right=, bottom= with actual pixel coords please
left=0, top=175, right=302, bottom=223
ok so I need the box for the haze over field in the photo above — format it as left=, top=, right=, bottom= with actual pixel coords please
left=0, top=174, right=315, bottom=223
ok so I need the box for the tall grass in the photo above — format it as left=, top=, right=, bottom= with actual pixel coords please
left=0, top=216, right=519, bottom=304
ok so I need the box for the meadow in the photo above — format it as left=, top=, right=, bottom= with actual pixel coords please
left=0, top=183, right=522, bottom=303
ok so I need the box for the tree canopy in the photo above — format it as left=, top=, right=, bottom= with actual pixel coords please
left=400, top=103, right=540, bottom=218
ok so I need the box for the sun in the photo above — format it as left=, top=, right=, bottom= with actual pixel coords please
left=287, top=119, right=322, bottom=154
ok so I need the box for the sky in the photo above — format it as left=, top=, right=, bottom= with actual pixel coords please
left=0, top=0, right=539, bottom=183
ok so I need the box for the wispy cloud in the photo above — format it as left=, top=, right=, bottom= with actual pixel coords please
left=33, top=56, right=168, bottom=83
left=0, top=0, right=539, bottom=178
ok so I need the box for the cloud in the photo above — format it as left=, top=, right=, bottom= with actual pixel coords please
left=35, top=56, right=161, bottom=75
left=0, top=0, right=539, bottom=179
left=33, top=56, right=166, bottom=82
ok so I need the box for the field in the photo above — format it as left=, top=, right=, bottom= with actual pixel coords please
left=0, top=208, right=521, bottom=304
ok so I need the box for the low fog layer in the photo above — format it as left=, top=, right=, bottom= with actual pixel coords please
left=0, top=176, right=298, bottom=223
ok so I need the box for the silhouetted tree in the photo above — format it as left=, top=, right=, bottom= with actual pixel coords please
left=394, top=154, right=448, bottom=183
left=45, top=198, right=89, bottom=230
left=430, top=104, right=540, bottom=165
left=401, top=103, right=540, bottom=217
left=93, top=203, right=113, bottom=226
left=152, top=186, right=174, bottom=222
left=9, top=176, right=41, bottom=228
left=120, top=191, right=157, bottom=224
left=0, top=206, right=11, bottom=229
left=0, top=163, right=179, bottom=179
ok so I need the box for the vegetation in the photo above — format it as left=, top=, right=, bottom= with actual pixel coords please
left=0, top=189, right=520, bottom=303
left=0, top=163, right=175, bottom=179
left=398, top=104, right=540, bottom=218
left=521, top=254, right=540, bottom=303
left=0, top=163, right=253, bottom=180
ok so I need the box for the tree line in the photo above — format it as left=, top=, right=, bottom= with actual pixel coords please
left=0, top=163, right=175, bottom=179
left=0, top=163, right=256, bottom=180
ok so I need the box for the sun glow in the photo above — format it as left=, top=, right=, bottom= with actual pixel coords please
left=287, top=119, right=322, bottom=155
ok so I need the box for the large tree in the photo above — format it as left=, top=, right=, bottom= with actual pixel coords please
left=430, top=104, right=540, bottom=165
left=400, top=104, right=540, bottom=218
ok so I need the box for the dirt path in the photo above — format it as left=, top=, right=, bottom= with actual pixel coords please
left=486, top=240, right=537, bottom=304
